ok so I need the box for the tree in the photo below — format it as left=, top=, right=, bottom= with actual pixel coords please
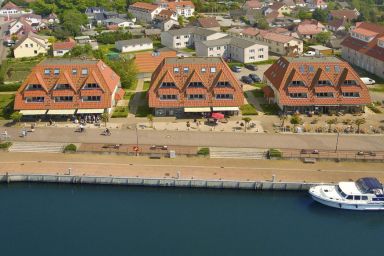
left=61, top=9, right=87, bottom=37
left=290, top=115, right=302, bottom=127
left=147, top=114, right=154, bottom=127
left=254, top=11, right=269, bottom=29
left=10, top=111, right=23, bottom=124
left=67, top=44, right=93, bottom=57
left=101, top=112, right=109, bottom=127
left=242, top=117, right=252, bottom=132
left=107, top=58, right=138, bottom=89
left=178, top=16, right=184, bottom=27
left=296, top=9, right=312, bottom=20
left=354, top=118, right=366, bottom=133
left=29, top=0, right=58, bottom=16
left=312, top=8, right=329, bottom=22
left=326, top=118, right=338, bottom=132
left=315, top=31, right=331, bottom=45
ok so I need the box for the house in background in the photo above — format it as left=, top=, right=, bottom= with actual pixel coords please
left=14, top=58, right=122, bottom=116
left=47, top=13, right=59, bottom=24
left=13, top=32, right=50, bottom=58
left=0, top=1, right=22, bottom=15
left=243, top=0, right=263, bottom=10
left=296, top=19, right=326, bottom=39
left=264, top=56, right=371, bottom=114
left=264, top=2, right=291, bottom=16
left=326, top=17, right=347, bottom=32
left=329, top=9, right=359, bottom=23
left=163, top=1, right=195, bottom=18
left=195, top=17, right=221, bottom=31
left=128, top=2, right=162, bottom=22
left=115, top=38, right=153, bottom=53
left=103, top=17, right=134, bottom=29
left=148, top=57, right=244, bottom=117
left=341, top=22, right=384, bottom=79
left=53, top=38, right=76, bottom=57
left=306, top=0, right=327, bottom=10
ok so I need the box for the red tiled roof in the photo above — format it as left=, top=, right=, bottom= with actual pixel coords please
left=115, top=88, right=125, bottom=101
left=330, top=9, right=358, bottom=20
left=297, top=20, right=324, bottom=36
left=264, top=56, right=371, bottom=107
left=197, top=17, right=220, bottom=28
left=1, top=1, right=21, bottom=10
left=245, top=0, right=262, bottom=9
left=148, top=57, right=244, bottom=108
left=341, top=22, right=384, bottom=62
left=14, top=59, right=120, bottom=110
left=242, top=27, right=296, bottom=43
left=129, top=2, right=159, bottom=11
left=134, top=50, right=177, bottom=73
left=167, top=1, right=194, bottom=11
left=53, top=38, right=76, bottom=50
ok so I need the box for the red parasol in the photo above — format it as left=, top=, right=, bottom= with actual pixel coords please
left=211, top=112, right=224, bottom=119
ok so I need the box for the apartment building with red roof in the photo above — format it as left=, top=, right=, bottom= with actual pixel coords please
left=14, top=58, right=122, bottom=116
left=128, top=2, right=162, bottom=22
left=263, top=56, right=371, bottom=114
left=148, top=57, right=243, bottom=116
left=341, top=22, right=384, bottom=79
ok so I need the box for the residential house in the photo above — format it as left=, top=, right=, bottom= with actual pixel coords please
left=341, top=22, right=384, bottom=79
left=329, top=9, right=359, bottom=23
left=243, top=0, right=263, bottom=10
left=230, top=27, right=303, bottom=55
left=264, top=3, right=291, bottom=16
left=128, top=2, right=162, bottom=22
left=14, top=58, right=122, bottom=116
left=306, top=0, right=327, bottom=10
left=154, top=18, right=179, bottom=31
left=263, top=56, right=371, bottom=113
left=162, top=1, right=195, bottom=18
left=0, top=1, right=21, bottom=15
left=326, top=17, right=347, bottom=32
left=148, top=57, right=244, bottom=116
left=85, top=8, right=119, bottom=28
left=23, top=14, right=42, bottom=26
left=47, top=13, right=59, bottom=24
left=295, top=0, right=306, bottom=7
left=196, top=17, right=221, bottom=31
left=195, top=36, right=268, bottom=63
left=103, top=17, right=134, bottom=29
left=53, top=38, right=76, bottom=57
left=115, top=38, right=153, bottom=53
left=145, top=28, right=161, bottom=37
left=282, top=0, right=296, bottom=9
left=160, top=27, right=227, bottom=49
left=13, top=32, right=49, bottom=58
left=155, top=9, right=178, bottom=21
left=296, top=19, right=326, bottom=39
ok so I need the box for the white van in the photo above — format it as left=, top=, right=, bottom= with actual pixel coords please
left=360, top=77, right=376, bottom=85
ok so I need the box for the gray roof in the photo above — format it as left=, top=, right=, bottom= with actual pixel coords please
left=229, top=36, right=263, bottom=48
left=198, top=35, right=265, bottom=49
left=165, top=27, right=218, bottom=37
left=198, top=37, right=232, bottom=47
left=104, top=17, right=130, bottom=24
left=40, top=58, right=99, bottom=65
left=285, top=56, right=342, bottom=63
left=164, top=57, right=223, bottom=64
left=194, top=27, right=219, bottom=37
left=116, top=38, right=152, bottom=47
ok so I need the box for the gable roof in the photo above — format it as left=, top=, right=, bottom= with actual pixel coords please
left=197, top=17, right=220, bottom=28
left=135, top=50, right=177, bottom=73
left=330, top=9, right=358, bottom=20
left=53, top=38, right=76, bottom=50
left=1, top=1, right=21, bottom=10
left=116, top=37, right=152, bottom=48
left=129, top=2, right=159, bottom=11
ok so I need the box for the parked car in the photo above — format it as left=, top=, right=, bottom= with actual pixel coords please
left=249, top=74, right=261, bottom=82
left=300, top=149, right=319, bottom=154
left=360, top=77, right=376, bottom=85
left=245, top=64, right=258, bottom=71
left=241, top=76, right=253, bottom=84
left=303, top=51, right=315, bottom=57
left=231, top=66, right=242, bottom=73
left=356, top=151, right=376, bottom=156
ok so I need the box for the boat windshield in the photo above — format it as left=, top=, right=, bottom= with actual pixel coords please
left=337, top=186, right=347, bottom=198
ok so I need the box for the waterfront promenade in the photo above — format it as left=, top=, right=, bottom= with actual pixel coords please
left=2, top=126, right=384, bottom=151
left=1, top=152, right=384, bottom=183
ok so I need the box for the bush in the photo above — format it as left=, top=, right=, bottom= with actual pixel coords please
left=268, top=148, right=282, bottom=158
left=197, top=147, right=210, bottom=156
left=64, top=144, right=77, bottom=152
left=0, top=83, right=21, bottom=92
left=0, top=142, right=12, bottom=149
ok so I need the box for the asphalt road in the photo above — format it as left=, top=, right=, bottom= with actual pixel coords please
left=3, top=126, right=384, bottom=151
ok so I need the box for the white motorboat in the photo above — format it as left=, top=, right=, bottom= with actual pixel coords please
left=309, top=177, right=384, bottom=210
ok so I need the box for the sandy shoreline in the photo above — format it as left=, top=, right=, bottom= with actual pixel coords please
left=0, top=152, right=383, bottom=183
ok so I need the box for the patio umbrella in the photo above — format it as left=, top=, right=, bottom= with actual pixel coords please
left=211, top=112, right=224, bottom=119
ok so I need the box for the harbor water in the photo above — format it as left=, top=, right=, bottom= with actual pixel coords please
left=1, top=183, right=383, bottom=256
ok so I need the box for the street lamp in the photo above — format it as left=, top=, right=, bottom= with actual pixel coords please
left=335, top=132, right=340, bottom=153
left=135, top=125, right=139, bottom=156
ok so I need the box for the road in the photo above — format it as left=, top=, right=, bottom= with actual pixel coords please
left=0, top=17, right=9, bottom=61
left=3, top=126, right=384, bottom=151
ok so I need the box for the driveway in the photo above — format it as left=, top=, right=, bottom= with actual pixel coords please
left=231, top=64, right=272, bottom=82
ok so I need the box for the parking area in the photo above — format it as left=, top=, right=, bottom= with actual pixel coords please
left=230, top=64, right=272, bottom=83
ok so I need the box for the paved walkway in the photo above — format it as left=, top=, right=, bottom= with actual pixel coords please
left=128, top=78, right=145, bottom=117
left=2, top=126, right=384, bottom=151
left=1, top=152, right=384, bottom=183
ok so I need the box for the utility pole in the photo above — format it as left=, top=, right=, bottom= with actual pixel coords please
left=335, top=132, right=340, bottom=153
left=135, top=125, right=139, bottom=156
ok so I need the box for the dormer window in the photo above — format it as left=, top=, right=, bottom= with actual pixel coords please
left=290, top=80, right=305, bottom=86
left=183, top=67, right=189, bottom=73
left=188, top=82, right=204, bottom=88
left=160, top=82, right=176, bottom=88
left=343, top=80, right=357, bottom=85
left=55, top=84, right=71, bottom=90
left=44, top=69, right=50, bottom=75
left=81, top=68, right=88, bottom=76
left=173, top=67, right=179, bottom=74
left=83, top=83, right=99, bottom=89
left=317, top=80, right=332, bottom=86
left=216, top=81, right=231, bottom=88
left=54, top=68, right=60, bottom=75
left=308, top=66, right=314, bottom=73
left=72, top=69, right=77, bottom=75
left=26, top=84, right=42, bottom=90
left=334, top=65, right=340, bottom=73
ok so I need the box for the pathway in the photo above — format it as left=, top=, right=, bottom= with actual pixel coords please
left=128, top=78, right=145, bottom=117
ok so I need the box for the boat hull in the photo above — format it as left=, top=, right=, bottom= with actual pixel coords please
left=310, top=194, right=384, bottom=211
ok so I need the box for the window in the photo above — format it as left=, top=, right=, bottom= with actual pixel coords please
left=184, top=35, right=188, bottom=38
left=25, top=96, right=44, bottom=103
left=183, top=67, right=189, bottom=73
left=346, top=195, right=353, bottom=200
left=160, top=82, right=176, bottom=88
left=174, top=67, right=179, bottom=74
left=299, top=65, right=305, bottom=73
left=354, top=196, right=361, bottom=200
left=308, top=65, right=314, bottom=72
left=72, top=69, right=77, bottom=75
left=55, top=84, right=71, bottom=90
left=343, top=80, right=356, bottom=85
left=54, top=68, right=60, bottom=75
left=249, top=49, right=255, bottom=53
left=44, top=69, right=50, bottom=75
left=187, top=94, right=205, bottom=100
left=362, top=196, right=368, bottom=200
left=316, top=92, right=334, bottom=98
left=54, top=96, right=73, bottom=102
left=258, top=55, right=264, bottom=58
left=216, top=81, right=231, bottom=88
left=210, top=67, right=216, bottom=73
left=209, top=47, right=213, bottom=51
left=289, top=93, right=307, bottom=98
left=259, top=48, right=264, bottom=52
left=290, top=81, right=304, bottom=86
left=217, top=46, right=221, bottom=50
left=201, top=68, right=206, bottom=73
left=215, top=94, right=233, bottom=99
left=342, top=92, right=360, bottom=97
left=317, top=80, right=332, bottom=86
left=325, top=66, right=330, bottom=72
left=176, top=36, right=180, bottom=39
left=84, top=83, right=99, bottom=89
left=26, top=84, right=42, bottom=90
left=334, top=65, right=340, bottom=73
left=82, top=96, right=101, bottom=102
left=81, top=68, right=88, bottom=76
left=160, top=95, right=177, bottom=100
left=249, top=56, right=255, bottom=60
left=188, top=82, right=204, bottom=88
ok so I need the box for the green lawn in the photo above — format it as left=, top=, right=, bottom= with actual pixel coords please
left=111, top=106, right=128, bottom=118
left=181, top=47, right=195, bottom=53
left=135, top=103, right=151, bottom=117
left=124, top=90, right=135, bottom=100
left=240, top=104, right=258, bottom=115
left=260, top=103, right=280, bottom=115
left=370, top=84, right=384, bottom=92
left=0, top=94, right=15, bottom=120
left=153, top=39, right=164, bottom=49
left=143, top=81, right=151, bottom=91
left=252, top=89, right=264, bottom=98
left=1, top=57, right=44, bottom=82
left=99, top=44, right=119, bottom=54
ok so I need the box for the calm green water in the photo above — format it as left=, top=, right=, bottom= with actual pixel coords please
left=1, top=183, right=383, bottom=256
